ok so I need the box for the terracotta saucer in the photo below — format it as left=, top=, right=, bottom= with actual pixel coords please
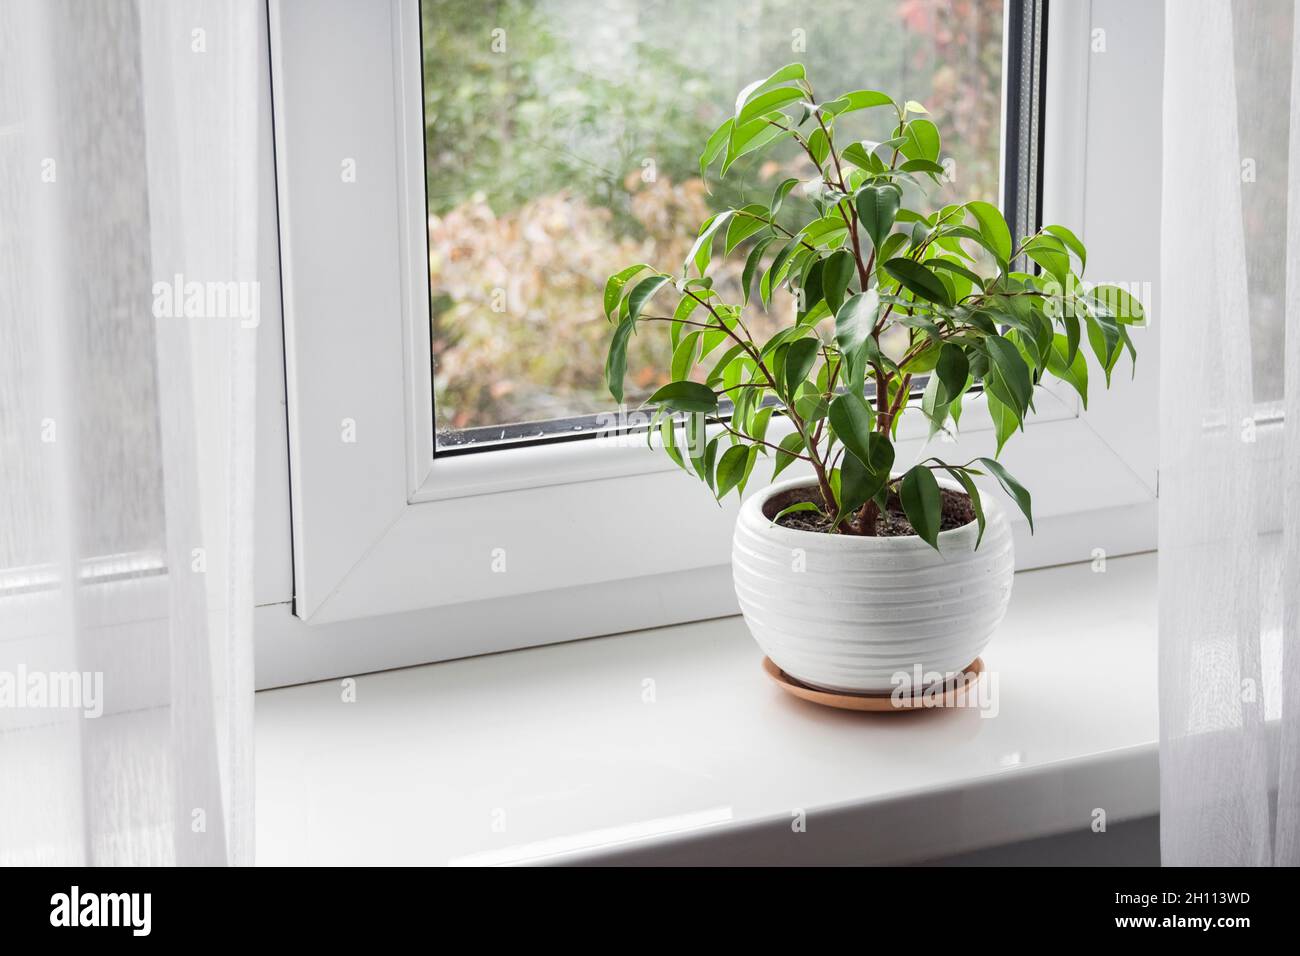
left=762, top=656, right=984, bottom=712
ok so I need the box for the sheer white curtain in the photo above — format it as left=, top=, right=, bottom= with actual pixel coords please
left=0, top=0, right=259, bottom=865
left=1160, top=0, right=1300, bottom=866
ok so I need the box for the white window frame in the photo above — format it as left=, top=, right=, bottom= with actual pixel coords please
left=257, top=0, right=1161, bottom=684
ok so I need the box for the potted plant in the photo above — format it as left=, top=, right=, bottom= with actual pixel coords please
left=603, top=65, right=1143, bottom=696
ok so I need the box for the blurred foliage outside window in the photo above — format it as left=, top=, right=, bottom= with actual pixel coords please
left=422, top=0, right=1005, bottom=441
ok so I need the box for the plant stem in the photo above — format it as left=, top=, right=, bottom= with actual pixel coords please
left=857, top=498, right=881, bottom=536
left=731, top=208, right=818, bottom=254
left=850, top=366, right=909, bottom=533
left=707, top=418, right=810, bottom=460
left=881, top=372, right=912, bottom=431
left=682, top=287, right=839, bottom=517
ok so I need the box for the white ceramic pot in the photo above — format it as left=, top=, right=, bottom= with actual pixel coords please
left=732, top=475, right=1014, bottom=693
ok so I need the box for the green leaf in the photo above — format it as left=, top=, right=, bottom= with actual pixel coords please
left=856, top=185, right=901, bottom=251
left=699, top=324, right=730, bottom=359
left=725, top=206, right=770, bottom=254
left=737, top=85, right=806, bottom=127
left=935, top=224, right=1001, bottom=263
left=772, top=430, right=805, bottom=479
left=700, top=436, right=720, bottom=491
left=685, top=428, right=718, bottom=489
left=659, top=413, right=685, bottom=470
left=808, top=127, right=830, bottom=166
left=983, top=335, right=1034, bottom=413
left=670, top=290, right=702, bottom=347
left=699, top=118, right=733, bottom=177
left=888, top=382, right=912, bottom=439
left=877, top=233, right=909, bottom=269
left=646, top=380, right=718, bottom=413
left=892, top=309, right=942, bottom=338
left=1089, top=284, right=1145, bottom=325
left=793, top=383, right=828, bottom=423
left=1063, top=311, right=1082, bottom=364
left=934, top=343, right=969, bottom=405
left=1025, top=302, right=1055, bottom=368
left=605, top=317, right=634, bottom=404
left=883, top=258, right=951, bottom=307
left=722, top=114, right=791, bottom=174
left=1024, top=235, right=1070, bottom=286
left=1046, top=333, right=1089, bottom=408
left=949, top=374, right=971, bottom=427
left=715, top=444, right=751, bottom=499
left=741, top=235, right=777, bottom=304
left=705, top=342, right=745, bottom=387
left=603, top=264, right=650, bottom=318
left=928, top=258, right=983, bottom=291
left=840, top=141, right=876, bottom=169
left=685, top=412, right=707, bottom=479
left=760, top=239, right=798, bottom=307
left=906, top=339, right=942, bottom=376
left=769, top=178, right=800, bottom=219
left=783, top=337, right=820, bottom=397
left=977, top=457, right=1033, bottom=531
left=759, top=325, right=799, bottom=360
left=1044, top=224, right=1086, bottom=271
left=751, top=406, right=774, bottom=445
left=801, top=215, right=850, bottom=247
left=1008, top=326, right=1049, bottom=379
left=900, top=465, right=942, bottom=549
left=671, top=331, right=701, bottom=382
left=796, top=256, right=825, bottom=318
left=626, top=274, right=671, bottom=323
left=834, top=446, right=878, bottom=524
left=899, top=118, right=940, bottom=162
left=834, top=290, right=881, bottom=362
left=985, top=391, right=1018, bottom=456
left=827, top=392, right=876, bottom=464
left=863, top=430, right=895, bottom=479
left=935, top=464, right=986, bottom=547
left=732, top=378, right=756, bottom=426
left=799, top=298, right=831, bottom=328
left=734, top=63, right=806, bottom=114
left=966, top=200, right=1012, bottom=264
left=898, top=158, right=946, bottom=175
left=920, top=374, right=946, bottom=437
left=822, top=89, right=894, bottom=117
left=686, top=212, right=734, bottom=276
left=771, top=500, right=821, bottom=525
left=821, top=249, right=856, bottom=314
left=1120, top=324, right=1138, bottom=377
left=738, top=444, right=760, bottom=494
left=1086, top=313, right=1123, bottom=384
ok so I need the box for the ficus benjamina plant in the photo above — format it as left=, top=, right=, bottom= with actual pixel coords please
left=603, top=64, right=1144, bottom=549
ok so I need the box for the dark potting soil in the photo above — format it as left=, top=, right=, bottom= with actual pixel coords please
left=769, top=486, right=975, bottom=536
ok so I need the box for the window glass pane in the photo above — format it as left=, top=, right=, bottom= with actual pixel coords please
left=421, top=0, right=1005, bottom=445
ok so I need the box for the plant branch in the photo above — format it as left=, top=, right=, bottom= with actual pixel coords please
left=682, top=287, right=837, bottom=512
left=640, top=315, right=714, bottom=329
left=707, top=418, right=810, bottom=460
left=732, top=208, right=818, bottom=254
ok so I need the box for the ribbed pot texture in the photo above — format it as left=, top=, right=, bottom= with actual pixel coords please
left=732, top=475, right=1014, bottom=693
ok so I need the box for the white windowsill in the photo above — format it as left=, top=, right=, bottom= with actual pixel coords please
left=254, top=552, right=1158, bottom=866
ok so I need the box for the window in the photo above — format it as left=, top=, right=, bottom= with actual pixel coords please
left=263, top=0, right=1158, bottom=678
left=420, top=0, right=1010, bottom=449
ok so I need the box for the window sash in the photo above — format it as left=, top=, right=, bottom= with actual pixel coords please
left=263, top=0, right=1159, bottom=671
